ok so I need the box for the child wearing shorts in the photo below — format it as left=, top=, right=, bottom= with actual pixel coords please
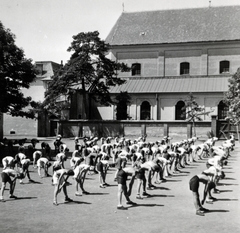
left=116, top=166, right=138, bottom=210
left=37, top=157, right=51, bottom=178
left=52, top=168, right=74, bottom=206
left=33, top=151, right=42, bottom=168
left=0, top=168, right=24, bottom=202
left=2, top=156, right=17, bottom=169
left=73, top=163, right=90, bottom=196
left=189, top=171, right=216, bottom=216
left=96, top=152, right=110, bottom=188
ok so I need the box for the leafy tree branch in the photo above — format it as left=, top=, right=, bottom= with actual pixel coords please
left=42, top=31, right=130, bottom=118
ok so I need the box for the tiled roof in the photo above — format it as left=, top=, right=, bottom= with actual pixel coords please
left=109, top=76, right=230, bottom=94
left=106, top=6, right=240, bottom=45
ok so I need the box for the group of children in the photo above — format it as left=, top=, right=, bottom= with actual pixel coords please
left=0, top=133, right=234, bottom=213
left=189, top=135, right=234, bottom=216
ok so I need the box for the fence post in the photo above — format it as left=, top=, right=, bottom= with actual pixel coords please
left=120, top=123, right=125, bottom=137
left=164, top=124, right=169, bottom=136
left=57, top=121, right=62, bottom=137
left=78, top=123, right=83, bottom=137
left=0, top=113, right=3, bottom=139
left=141, top=124, right=146, bottom=136
left=211, top=115, right=217, bottom=137
left=98, top=122, right=103, bottom=138
left=187, top=123, right=192, bottom=138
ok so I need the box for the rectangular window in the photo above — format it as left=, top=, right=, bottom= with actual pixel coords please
left=132, top=63, right=141, bottom=76
left=36, top=64, right=43, bottom=75
left=180, top=62, right=190, bottom=75
left=220, top=61, right=230, bottom=74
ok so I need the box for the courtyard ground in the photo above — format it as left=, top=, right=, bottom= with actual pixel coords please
left=0, top=136, right=239, bottom=233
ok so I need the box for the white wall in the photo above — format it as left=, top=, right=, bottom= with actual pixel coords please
left=114, top=42, right=240, bottom=78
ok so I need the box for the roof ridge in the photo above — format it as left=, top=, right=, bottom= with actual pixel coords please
left=122, top=5, right=240, bottom=14
left=128, top=75, right=231, bottom=80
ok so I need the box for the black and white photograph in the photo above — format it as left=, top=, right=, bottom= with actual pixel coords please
left=0, top=0, right=240, bottom=232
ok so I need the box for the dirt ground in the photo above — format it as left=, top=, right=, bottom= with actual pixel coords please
left=0, top=136, right=240, bottom=233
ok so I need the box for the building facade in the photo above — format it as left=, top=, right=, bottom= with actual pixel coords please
left=94, top=6, right=240, bottom=122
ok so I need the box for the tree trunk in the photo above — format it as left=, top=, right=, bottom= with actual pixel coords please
left=81, top=78, right=89, bottom=119
left=237, top=124, right=240, bottom=143
left=193, top=120, right=196, bottom=137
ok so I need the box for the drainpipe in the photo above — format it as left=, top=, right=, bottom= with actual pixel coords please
left=207, top=49, right=209, bottom=76
left=156, top=93, right=158, bottom=120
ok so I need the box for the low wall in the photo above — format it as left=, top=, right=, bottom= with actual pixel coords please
left=54, top=120, right=212, bottom=140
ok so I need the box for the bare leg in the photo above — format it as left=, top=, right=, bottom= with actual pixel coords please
left=38, top=167, right=41, bottom=177
left=80, top=170, right=88, bottom=192
left=136, top=179, right=142, bottom=196
left=53, top=185, right=58, bottom=204
left=25, top=169, right=31, bottom=180
left=75, top=179, right=79, bottom=193
left=137, top=178, right=148, bottom=198
left=63, top=185, right=68, bottom=198
left=192, top=191, right=202, bottom=210
left=123, top=185, right=131, bottom=202
left=10, top=180, right=16, bottom=196
left=0, top=182, right=6, bottom=200
left=117, top=184, right=123, bottom=206
left=114, top=169, right=119, bottom=180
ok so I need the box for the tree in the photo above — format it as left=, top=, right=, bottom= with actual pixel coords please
left=42, top=31, right=130, bottom=119
left=182, top=93, right=212, bottom=136
left=224, top=67, right=240, bottom=124
left=224, top=68, right=240, bottom=141
left=0, top=21, right=37, bottom=118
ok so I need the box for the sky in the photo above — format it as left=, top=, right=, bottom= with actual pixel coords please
left=1, top=0, right=240, bottom=64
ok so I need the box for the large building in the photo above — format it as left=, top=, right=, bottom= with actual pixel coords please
left=92, top=5, right=240, bottom=121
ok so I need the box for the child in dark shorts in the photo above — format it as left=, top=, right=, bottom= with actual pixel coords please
left=0, top=168, right=24, bottom=202
left=114, top=156, right=127, bottom=181
left=189, top=172, right=216, bottom=216
left=116, top=166, right=138, bottom=210
left=133, top=158, right=149, bottom=199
